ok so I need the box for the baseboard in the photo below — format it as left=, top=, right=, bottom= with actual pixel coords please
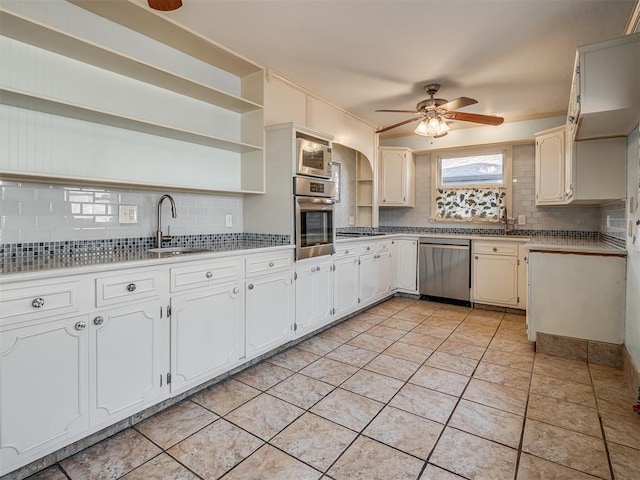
left=535, top=332, right=623, bottom=367
left=623, top=345, right=640, bottom=397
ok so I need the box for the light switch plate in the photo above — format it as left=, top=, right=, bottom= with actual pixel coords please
left=517, top=214, right=526, bottom=225
left=119, top=205, right=138, bottom=224
left=225, top=214, right=233, bottom=227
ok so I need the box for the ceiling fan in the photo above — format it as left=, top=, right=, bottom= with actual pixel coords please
left=148, top=0, right=183, bottom=11
left=375, top=84, right=504, bottom=137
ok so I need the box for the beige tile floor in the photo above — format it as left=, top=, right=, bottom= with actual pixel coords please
left=25, top=297, right=640, bottom=480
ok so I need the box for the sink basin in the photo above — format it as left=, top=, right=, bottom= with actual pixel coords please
left=147, top=246, right=210, bottom=255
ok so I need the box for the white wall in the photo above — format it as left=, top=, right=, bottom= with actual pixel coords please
left=626, top=126, right=640, bottom=371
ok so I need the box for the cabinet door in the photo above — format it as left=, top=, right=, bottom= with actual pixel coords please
left=296, top=261, right=332, bottom=335
left=1, top=315, right=89, bottom=473
left=396, top=239, right=418, bottom=292
left=380, top=149, right=414, bottom=206
left=312, top=262, right=333, bottom=328
left=473, top=255, right=518, bottom=306
left=245, top=272, right=294, bottom=358
left=90, top=300, right=168, bottom=428
left=358, top=252, right=377, bottom=306
left=535, top=129, right=566, bottom=205
left=170, top=282, right=244, bottom=394
left=333, top=254, right=359, bottom=318
left=375, top=251, right=392, bottom=298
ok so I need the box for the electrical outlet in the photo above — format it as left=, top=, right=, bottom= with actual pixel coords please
left=225, top=214, right=233, bottom=227
left=517, top=214, right=526, bottom=226
left=119, top=205, right=138, bottom=224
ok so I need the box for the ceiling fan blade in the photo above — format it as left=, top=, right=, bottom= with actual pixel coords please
left=375, top=117, right=422, bottom=134
left=434, top=131, right=449, bottom=139
left=148, top=0, right=183, bottom=10
left=375, top=109, right=420, bottom=113
left=438, top=96, right=478, bottom=111
left=445, top=111, right=504, bottom=126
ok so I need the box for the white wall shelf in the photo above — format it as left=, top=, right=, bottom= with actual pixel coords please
left=1, top=88, right=263, bottom=154
left=0, top=2, right=266, bottom=195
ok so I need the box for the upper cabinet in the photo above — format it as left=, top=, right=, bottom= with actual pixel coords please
left=568, top=32, right=640, bottom=141
left=0, top=2, right=265, bottom=194
left=535, top=126, right=626, bottom=205
left=379, top=147, right=415, bottom=207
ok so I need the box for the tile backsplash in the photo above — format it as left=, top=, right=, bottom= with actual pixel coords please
left=0, top=180, right=243, bottom=243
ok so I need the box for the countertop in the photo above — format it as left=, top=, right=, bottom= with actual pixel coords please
left=1, top=232, right=626, bottom=280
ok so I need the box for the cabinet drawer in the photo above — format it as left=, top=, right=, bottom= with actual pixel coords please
left=473, top=242, right=518, bottom=256
left=96, top=268, right=164, bottom=307
left=245, top=253, right=292, bottom=278
left=0, top=278, right=90, bottom=326
left=171, top=259, right=241, bottom=292
left=335, top=245, right=358, bottom=257
left=377, top=241, right=391, bottom=253
left=359, top=243, right=376, bottom=255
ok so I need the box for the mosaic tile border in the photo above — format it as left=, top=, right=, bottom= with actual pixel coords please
left=0, top=233, right=290, bottom=259
left=339, top=226, right=602, bottom=239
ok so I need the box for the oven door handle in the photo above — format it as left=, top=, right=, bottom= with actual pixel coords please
left=296, top=197, right=335, bottom=205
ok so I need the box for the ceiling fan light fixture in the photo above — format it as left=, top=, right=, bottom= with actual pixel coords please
left=415, top=117, right=449, bottom=137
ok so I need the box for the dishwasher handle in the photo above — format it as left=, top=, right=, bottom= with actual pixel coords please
left=419, top=243, right=469, bottom=251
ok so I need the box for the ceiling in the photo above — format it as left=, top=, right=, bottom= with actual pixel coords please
left=156, top=0, right=636, bottom=138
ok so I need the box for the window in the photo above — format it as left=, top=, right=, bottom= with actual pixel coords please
left=431, top=146, right=512, bottom=222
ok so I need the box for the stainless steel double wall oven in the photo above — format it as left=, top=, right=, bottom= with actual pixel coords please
left=293, top=133, right=336, bottom=260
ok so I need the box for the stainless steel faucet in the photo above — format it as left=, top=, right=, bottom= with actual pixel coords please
left=502, top=205, right=512, bottom=235
left=156, top=194, right=177, bottom=247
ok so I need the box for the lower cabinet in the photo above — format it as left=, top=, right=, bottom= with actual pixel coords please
left=90, top=300, right=169, bottom=428
left=395, top=239, right=418, bottom=292
left=333, top=246, right=360, bottom=318
left=245, top=255, right=295, bottom=359
left=358, top=249, right=377, bottom=306
left=295, top=257, right=333, bottom=336
left=375, top=241, right=393, bottom=298
left=0, top=314, right=90, bottom=472
left=472, top=241, right=526, bottom=308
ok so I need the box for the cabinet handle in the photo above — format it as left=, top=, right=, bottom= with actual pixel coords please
left=366, top=246, right=371, bottom=251
left=127, top=283, right=137, bottom=292
left=232, top=287, right=239, bottom=294
left=93, top=316, right=104, bottom=326
left=492, top=247, right=497, bottom=252
left=75, top=321, right=87, bottom=331
left=345, top=250, right=349, bottom=254
left=268, top=261, right=275, bottom=267
left=311, top=267, right=316, bottom=272
left=316, top=266, right=321, bottom=271
left=205, top=271, right=213, bottom=279
left=248, top=284, right=254, bottom=290
left=32, top=297, right=45, bottom=308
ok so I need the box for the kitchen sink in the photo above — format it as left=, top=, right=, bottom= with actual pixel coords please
left=147, top=246, right=210, bottom=255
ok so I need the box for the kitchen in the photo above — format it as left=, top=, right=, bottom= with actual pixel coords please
left=1, top=1, right=640, bottom=479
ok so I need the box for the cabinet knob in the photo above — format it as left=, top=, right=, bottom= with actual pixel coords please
left=366, top=246, right=371, bottom=251
left=492, top=247, right=497, bottom=252
left=75, top=321, right=87, bottom=331
left=311, top=267, right=316, bottom=272
left=205, top=271, right=213, bottom=279
left=232, top=287, right=239, bottom=294
left=568, top=115, right=575, bottom=124
left=93, top=316, right=104, bottom=326
left=248, top=284, right=254, bottom=290
left=316, top=266, right=321, bottom=271
left=475, top=256, right=479, bottom=260
left=268, top=261, right=275, bottom=267
left=32, top=297, right=45, bottom=308
left=127, top=283, right=137, bottom=292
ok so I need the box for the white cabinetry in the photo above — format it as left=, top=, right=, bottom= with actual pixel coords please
left=295, top=256, right=334, bottom=336
left=379, top=147, right=415, bottom=207
left=0, top=314, right=90, bottom=474
left=356, top=152, right=377, bottom=227
left=527, top=251, right=625, bottom=343
left=245, top=252, right=295, bottom=358
left=0, top=3, right=265, bottom=194
left=358, top=243, right=377, bottom=306
left=535, top=127, right=626, bottom=206
left=569, top=32, right=640, bottom=141
left=375, top=241, right=393, bottom=298
left=535, top=126, right=567, bottom=205
left=472, top=241, right=523, bottom=308
left=91, top=268, right=169, bottom=428
left=333, top=244, right=360, bottom=318
left=169, top=258, right=244, bottom=395
left=395, top=239, right=418, bottom=293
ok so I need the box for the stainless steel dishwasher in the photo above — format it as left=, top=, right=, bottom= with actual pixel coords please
left=419, top=237, right=471, bottom=305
